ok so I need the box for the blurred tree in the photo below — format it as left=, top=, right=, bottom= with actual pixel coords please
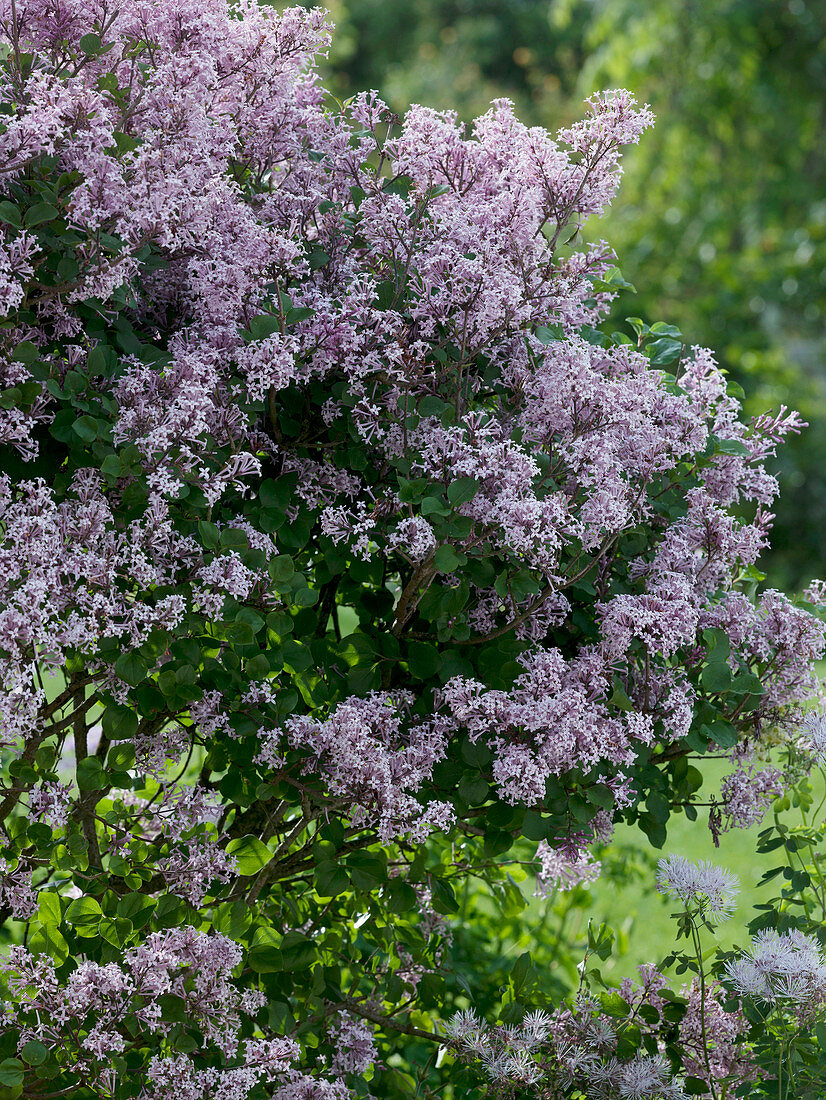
left=288, top=0, right=826, bottom=588
left=309, top=0, right=590, bottom=122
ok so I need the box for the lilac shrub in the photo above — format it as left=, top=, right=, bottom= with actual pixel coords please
left=0, top=0, right=824, bottom=1097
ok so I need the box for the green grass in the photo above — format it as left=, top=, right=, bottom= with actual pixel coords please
left=582, top=758, right=825, bottom=980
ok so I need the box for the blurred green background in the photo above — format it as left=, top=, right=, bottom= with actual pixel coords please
left=300, top=0, right=826, bottom=591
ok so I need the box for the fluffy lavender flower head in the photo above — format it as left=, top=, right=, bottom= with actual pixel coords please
left=655, top=855, right=739, bottom=923
left=800, top=710, right=826, bottom=762
left=725, top=929, right=826, bottom=1008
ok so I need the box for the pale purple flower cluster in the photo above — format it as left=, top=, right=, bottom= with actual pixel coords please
left=655, top=856, right=740, bottom=923
left=719, top=765, right=785, bottom=830
left=439, top=649, right=647, bottom=807
left=28, top=780, right=72, bottom=828
left=534, top=840, right=601, bottom=897
left=725, top=930, right=826, bottom=1011
left=677, top=981, right=758, bottom=1092
left=328, top=1012, right=378, bottom=1077
left=257, top=692, right=455, bottom=842
left=0, top=923, right=349, bottom=1100
left=0, top=859, right=36, bottom=919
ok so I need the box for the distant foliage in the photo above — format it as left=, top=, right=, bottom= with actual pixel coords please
left=0, top=2, right=824, bottom=1098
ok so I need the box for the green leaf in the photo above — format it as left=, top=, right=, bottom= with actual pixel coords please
left=716, top=438, right=751, bottom=457
left=248, top=928, right=282, bottom=972
left=79, top=32, right=102, bottom=53
left=728, top=672, right=764, bottom=697
left=250, top=314, right=281, bottom=339
left=76, top=756, right=107, bottom=791
left=280, top=931, right=316, bottom=969
left=703, top=720, right=739, bottom=749
left=458, top=774, right=489, bottom=805
left=418, top=396, right=449, bottom=418
left=599, top=992, right=631, bottom=1017
left=65, top=896, right=103, bottom=935
left=198, top=520, right=220, bottom=548
left=431, top=878, right=459, bottom=914
left=406, top=641, right=440, bottom=679
left=346, top=851, right=387, bottom=890
left=650, top=321, right=682, bottom=338
left=315, top=861, right=350, bottom=898
left=268, top=555, right=295, bottom=583
left=28, top=923, right=69, bottom=966
left=107, top=742, right=135, bottom=771
left=0, top=1061, right=23, bottom=1089
left=24, top=202, right=59, bottom=227
left=510, top=951, right=532, bottom=992
left=646, top=791, right=670, bottom=823
left=157, top=993, right=187, bottom=1023
left=114, top=650, right=150, bottom=686
left=421, top=495, right=450, bottom=517
left=292, top=586, right=319, bottom=607
left=102, top=703, right=138, bottom=740
left=447, top=477, right=478, bottom=505
left=587, top=783, right=615, bottom=810
left=72, top=415, right=99, bottom=442
left=647, top=337, right=682, bottom=365
left=701, top=660, right=731, bottom=693
left=226, top=835, right=272, bottom=876
left=534, top=324, right=562, bottom=344
left=684, top=1078, right=712, bottom=1096
left=385, top=880, right=417, bottom=913
left=19, top=1042, right=47, bottom=1067
left=117, top=892, right=156, bottom=928
left=609, top=676, right=633, bottom=711
left=433, top=544, right=461, bottom=572
left=37, top=892, right=61, bottom=926
left=12, top=341, right=38, bottom=364
left=0, top=202, right=21, bottom=228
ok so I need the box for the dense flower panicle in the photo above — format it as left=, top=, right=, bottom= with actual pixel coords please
left=0, top=925, right=347, bottom=1099
left=438, top=648, right=647, bottom=807
left=328, top=1013, right=378, bottom=1077
left=534, top=840, right=601, bottom=896
left=725, top=930, right=826, bottom=1011
left=655, top=856, right=740, bottom=923
left=719, top=765, right=785, bottom=830
left=256, top=692, right=454, bottom=842
left=677, top=981, right=758, bottom=1092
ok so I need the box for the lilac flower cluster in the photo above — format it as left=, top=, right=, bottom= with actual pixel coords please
left=257, top=692, right=454, bottom=843
left=0, top=3, right=824, bottom=1097
left=439, top=649, right=645, bottom=808
left=534, top=841, right=601, bottom=896
left=718, top=764, right=785, bottom=830
left=0, top=925, right=344, bottom=1100
left=677, top=981, right=758, bottom=1093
